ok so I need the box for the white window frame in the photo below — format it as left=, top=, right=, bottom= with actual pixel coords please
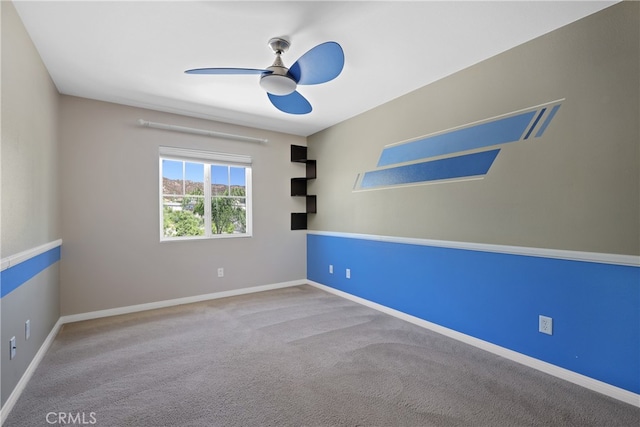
left=159, top=146, right=253, bottom=241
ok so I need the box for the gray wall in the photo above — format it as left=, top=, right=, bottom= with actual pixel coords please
left=307, top=2, right=639, bottom=256
left=1, top=0, right=61, bottom=407
left=59, top=96, right=307, bottom=315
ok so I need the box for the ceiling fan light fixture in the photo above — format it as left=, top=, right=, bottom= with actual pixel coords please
left=259, top=73, right=297, bottom=96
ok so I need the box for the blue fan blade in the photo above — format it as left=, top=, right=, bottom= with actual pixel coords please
left=185, top=68, right=269, bottom=75
left=289, top=41, right=344, bottom=85
left=268, top=91, right=312, bottom=115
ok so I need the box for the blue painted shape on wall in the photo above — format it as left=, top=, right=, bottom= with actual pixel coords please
left=307, top=233, right=640, bottom=394
left=377, top=111, right=535, bottom=167
left=524, top=108, right=546, bottom=139
left=535, top=105, right=562, bottom=138
left=1, top=246, right=61, bottom=298
left=361, top=149, right=500, bottom=188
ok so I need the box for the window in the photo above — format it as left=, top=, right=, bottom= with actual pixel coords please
left=159, top=147, right=252, bottom=240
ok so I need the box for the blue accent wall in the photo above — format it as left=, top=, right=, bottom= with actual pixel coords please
left=1, top=246, right=61, bottom=298
left=307, top=234, right=640, bottom=394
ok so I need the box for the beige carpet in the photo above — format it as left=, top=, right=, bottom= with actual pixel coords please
left=5, top=285, right=640, bottom=426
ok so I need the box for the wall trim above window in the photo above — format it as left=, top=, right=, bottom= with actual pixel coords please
left=140, top=119, right=268, bottom=144
left=159, top=146, right=252, bottom=166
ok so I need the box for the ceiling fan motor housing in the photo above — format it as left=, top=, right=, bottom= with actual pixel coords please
left=267, top=37, right=290, bottom=54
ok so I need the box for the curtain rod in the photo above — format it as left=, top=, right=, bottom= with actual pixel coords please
left=138, top=119, right=268, bottom=144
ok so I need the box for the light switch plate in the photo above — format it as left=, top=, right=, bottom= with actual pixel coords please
left=10, top=336, right=16, bottom=360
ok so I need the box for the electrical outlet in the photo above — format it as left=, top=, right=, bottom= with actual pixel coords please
left=329, top=265, right=333, bottom=274
left=9, top=337, right=16, bottom=360
left=539, top=315, right=553, bottom=335
left=25, top=319, right=31, bottom=340
left=217, top=268, right=224, bottom=278
left=346, top=268, right=351, bottom=279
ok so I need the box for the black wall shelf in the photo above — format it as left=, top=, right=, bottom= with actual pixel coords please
left=291, top=213, right=307, bottom=231
left=291, top=145, right=316, bottom=230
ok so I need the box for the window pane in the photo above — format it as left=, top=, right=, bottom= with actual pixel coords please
left=211, top=196, right=245, bottom=234
left=211, top=165, right=229, bottom=196
left=230, top=167, right=245, bottom=186
left=162, top=196, right=205, bottom=238
left=162, top=160, right=182, bottom=180
left=235, top=198, right=247, bottom=234
left=230, top=167, right=246, bottom=196
left=162, top=160, right=183, bottom=195
left=185, top=162, right=204, bottom=196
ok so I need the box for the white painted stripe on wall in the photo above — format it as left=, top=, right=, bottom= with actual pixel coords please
left=307, top=231, right=640, bottom=267
left=308, top=281, right=640, bottom=407
left=0, top=239, right=63, bottom=272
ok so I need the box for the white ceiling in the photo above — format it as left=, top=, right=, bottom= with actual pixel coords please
left=13, top=0, right=616, bottom=137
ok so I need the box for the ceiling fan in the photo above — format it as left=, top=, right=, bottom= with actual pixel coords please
left=185, top=37, right=344, bottom=115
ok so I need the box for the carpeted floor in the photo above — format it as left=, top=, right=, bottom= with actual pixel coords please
left=4, top=285, right=640, bottom=426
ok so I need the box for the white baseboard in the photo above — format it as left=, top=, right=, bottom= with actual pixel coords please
left=1, top=317, right=64, bottom=426
left=307, top=280, right=640, bottom=408
left=60, top=280, right=307, bottom=324
left=1, top=279, right=305, bottom=425
left=3, top=277, right=635, bottom=426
